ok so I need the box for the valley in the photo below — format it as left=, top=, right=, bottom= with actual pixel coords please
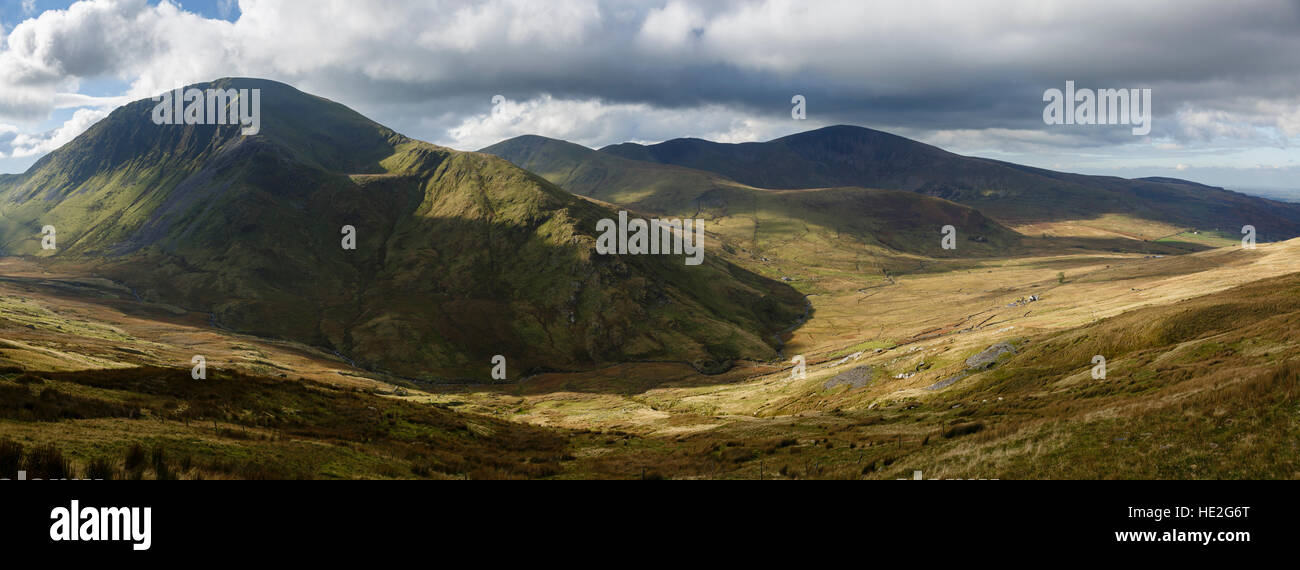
left=1, top=79, right=1297, bottom=480
left=2, top=215, right=1296, bottom=479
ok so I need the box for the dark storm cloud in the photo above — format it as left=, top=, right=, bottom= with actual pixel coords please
left=3, top=0, right=1300, bottom=179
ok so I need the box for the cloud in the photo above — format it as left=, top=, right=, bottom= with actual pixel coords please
left=217, top=0, right=238, bottom=19
left=637, top=1, right=706, bottom=52
left=0, top=0, right=238, bottom=121
left=1, top=0, right=1300, bottom=179
left=0, top=107, right=108, bottom=158
left=446, top=94, right=826, bottom=150
left=417, top=0, right=600, bottom=52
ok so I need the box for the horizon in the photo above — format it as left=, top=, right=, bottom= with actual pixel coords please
left=2, top=0, right=1300, bottom=192
left=6, top=73, right=1300, bottom=203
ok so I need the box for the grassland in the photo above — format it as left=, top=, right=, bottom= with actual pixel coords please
left=2, top=223, right=1296, bottom=478
left=0, top=79, right=807, bottom=381
left=2, top=84, right=1296, bottom=479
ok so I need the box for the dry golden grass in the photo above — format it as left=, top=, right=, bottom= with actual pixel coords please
left=2, top=233, right=1298, bottom=479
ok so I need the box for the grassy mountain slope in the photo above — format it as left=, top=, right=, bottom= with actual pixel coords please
left=0, top=78, right=805, bottom=380
left=435, top=251, right=1300, bottom=479
left=909, top=269, right=1300, bottom=478
left=3, top=266, right=1295, bottom=480
left=600, top=125, right=1300, bottom=236
left=1, top=209, right=1296, bottom=479
left=0, top=365, right=578, bottom=480
left=479, top=135, right=732, bottom=213
left=482, top=134, right=1022, bottom=258
left=0, top=78, right=404, bottom=256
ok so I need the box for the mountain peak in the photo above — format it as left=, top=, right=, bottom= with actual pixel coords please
left=581, top=124, right=1300, bottom=232
left=0, top=78, right=806, bottom=380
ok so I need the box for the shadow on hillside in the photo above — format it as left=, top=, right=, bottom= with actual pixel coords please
left=1, top=191, right=808, bottom=389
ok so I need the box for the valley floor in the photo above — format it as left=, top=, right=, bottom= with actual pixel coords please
left=2, top=224, right=1298, bottom=479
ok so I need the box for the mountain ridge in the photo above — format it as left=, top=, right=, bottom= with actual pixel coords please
left=595, top=124, right=1300, bottom=237
left=0, top=78, right=807, bottom=380
left=481, top=133, right=1024, bottom=258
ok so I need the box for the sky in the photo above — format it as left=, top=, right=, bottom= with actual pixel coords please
left=1, top=0, right=1299, bottom=195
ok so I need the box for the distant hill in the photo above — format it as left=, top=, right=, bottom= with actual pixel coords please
left=1135, top=176, right=1217, bottom=188
left=481, top=135, right=1022, bottom=257
left=597, top=125, right=1300, bottom=238
left=0, top=79, right=806, bottom=380
left=480, top=135, right=734, bottom=214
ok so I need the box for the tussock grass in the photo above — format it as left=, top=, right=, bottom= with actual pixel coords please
left=0, top=365, right=572, bottom=479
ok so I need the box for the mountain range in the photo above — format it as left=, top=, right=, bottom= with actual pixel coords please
left=0, top=78, right=805, bottom=381
left=5, top=77, right=1300, bottom=383
left=3, top=77, right=1299, bottom=481
left=480, top=134, right=1022, bottom=258
left=516, top=125, right=1300, bottom=238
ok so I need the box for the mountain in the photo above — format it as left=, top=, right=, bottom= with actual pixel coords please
left=0, top=78, right=806, bottom=380
left=598, top=125, right=1300, bottom=237
left=479, top=135, right=734, bottom=214
left=481, top=135, right=1022, bottom=257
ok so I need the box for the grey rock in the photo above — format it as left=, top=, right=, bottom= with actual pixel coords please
left=965, top=342, right=1017, bottom=370
left=824, top=365, right=874, bottom=390
left=925, top=372, right=968, bottom=391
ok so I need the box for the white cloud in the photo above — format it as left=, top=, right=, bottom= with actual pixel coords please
left=0, top=107, right=108, bottom=158
left=637, top=1, right=705, bottom=52
left=217, top=0, right=238, bottom=19
left=1, top=0, right=1300, bottom=177
left=444, top=94, right=826, bottom=150
left=418, top=0, right=600, bottom=52
left=0, top=0, right=239, bottom=120
left=1170, top=97, right=1300, bottom=145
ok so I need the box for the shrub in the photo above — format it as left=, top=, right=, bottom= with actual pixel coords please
left=150, top=445, right=166, bottom=469
left=942, top=422, right=986, bottom=439
left=124, top=443, right=146, bottom=471
left=0, top=438, right=22, bottom=476
left=13, top=373, right=45, bottom=385
left=23, top=444, right=73, bottom=479
left=86, top=457, right=116, bottom=480
left=151, top=445, right=174, bottom=480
